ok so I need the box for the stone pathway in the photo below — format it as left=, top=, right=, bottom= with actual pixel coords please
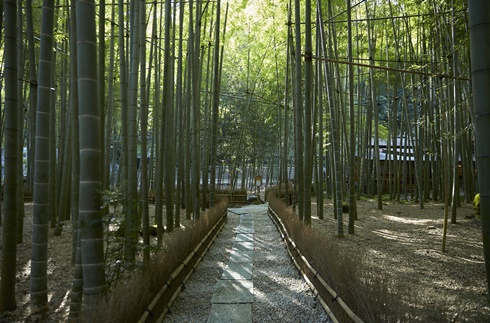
left=163, top=204, right=331, bottom=323
left=208, top=210, right=256, bottom=323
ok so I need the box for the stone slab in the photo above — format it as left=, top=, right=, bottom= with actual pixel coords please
left=221, top=262, right=253, bottom=280
left=232, top=241, right=254, bottom=252
left=239, top=220, right=254, bottom=226
left=238, top=205, right=268, bottom=213
left=229, top=249, right=253, bottom=262
left=236, top=225, right=255, bottom=234
left=211, top=279, right=253, bottom=304
left=228, top=209, right=251, bottom=215
left=239, top=223, right=254, bottom=229
left=207, top=303, right=252, bottom=323
left=235, top=233, right=254, bottom=242
left=237, top=220, right=253, bottom=227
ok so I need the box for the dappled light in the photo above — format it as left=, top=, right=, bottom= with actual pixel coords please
left=381, top=214, right=437, bottom=225
left=299, top=194, right=489, bottom=322
left=372, top=228, right=424, bottom=244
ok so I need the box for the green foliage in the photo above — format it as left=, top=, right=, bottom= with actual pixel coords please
left=473, top=193, right=480, bottom=219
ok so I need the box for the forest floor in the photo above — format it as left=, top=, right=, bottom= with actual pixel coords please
left=1, top=197, right=489, bottom=322
left=310, top=197, right=490, bottom=322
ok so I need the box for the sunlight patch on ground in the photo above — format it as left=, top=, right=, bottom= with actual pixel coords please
left=413, top=249, right=455, bottom=265
left=432, top=278, right=464, bottom=291
left=454, top=255, right=484, bottom=264
left=19, top=259, right=31, bottom=278
left=366, top=248, right=389, bottom=260
left=382, top=214, right=435, bottom=225
left=372, top=229, right=424, bottom=244
left=16, top=261, right=32, bottom=318
left=53, top=290, right=71, bottom=316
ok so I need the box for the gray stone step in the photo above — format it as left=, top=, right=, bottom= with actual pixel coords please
left=208, top=304, right=252, bottom=323
left=210, top=279, right=254, bottom=304
left=229, top=249, right=253, bottom=262
left=208, top=212, right=255, bottom=322
left=221, top=262, right=253, bottom=280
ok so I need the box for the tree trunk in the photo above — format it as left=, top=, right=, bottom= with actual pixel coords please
left=49, top=51, right=57, bottom=228
left=175, top=0, right=185, bottom=220
left=26, top=0, right=38, bottom=194
left=209, top=0, right=222, bottom=207
left=117, top=0, right=128, bottom=205
left=450, top=0, right=460, bottom=223
left=303, top=0, right=313, bottom=225
left=154, top=2, right=164, bottom=245
left=139, top=0, right=150, bottom=264
left=468, top=0, right=490, bottom=297
left=98, top=0, right=106, bottom=191
left=315, top=28, right=324, bottom=219
left=68, top=0, right=82, bottom=316
left=30, top=0, right=55, bottom=316
left=105, top=0, right=116, bottom=190
left=163, top=0, right=175, bottom=230
left=190, top=0, right=202, bottom=220
left=318, top=0, right=343, bottom=236
left=76, top=0, right=107, bottom=307
left=126, top=0, right=140, bottom=262
left=293, top=0, right=304, bottom=221
left=346, top=0, right=357, bottom=234
left=0, top=0, right=19, bottom=311
left=365, top=1, right=383, bottom=210
left=16, top=0, right=25, bottom=243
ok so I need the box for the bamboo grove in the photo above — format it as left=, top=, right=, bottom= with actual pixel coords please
left=1, top=0, right=490, bottom=317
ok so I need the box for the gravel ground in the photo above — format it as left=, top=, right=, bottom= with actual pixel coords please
left=164, top=204, right=331, bottom=323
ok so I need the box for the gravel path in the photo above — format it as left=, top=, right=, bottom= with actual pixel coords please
left=164, top=204, right=331, bottom=323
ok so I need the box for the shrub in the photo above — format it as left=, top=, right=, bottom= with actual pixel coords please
left=85, top=200, right=228, bottom=322
left=266, top=188, right=435, bottom=322
left=265, top=182, right=294, bottom=204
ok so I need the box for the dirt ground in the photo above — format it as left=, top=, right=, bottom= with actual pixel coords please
left=310, top=198, right=490, bottom=322
left=1, top=199, right=489, bottom=322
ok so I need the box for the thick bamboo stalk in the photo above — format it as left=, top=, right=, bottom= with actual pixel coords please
left=293, top=0, right=304, bottom=221
left=468, top=0, right=490, bottom=296
left=318, top=0, right=343, bottom=235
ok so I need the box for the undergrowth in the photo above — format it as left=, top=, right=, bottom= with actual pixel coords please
left=267, top=186, right=444, bottom=322
left=84, top=199, right=228, bottom=322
